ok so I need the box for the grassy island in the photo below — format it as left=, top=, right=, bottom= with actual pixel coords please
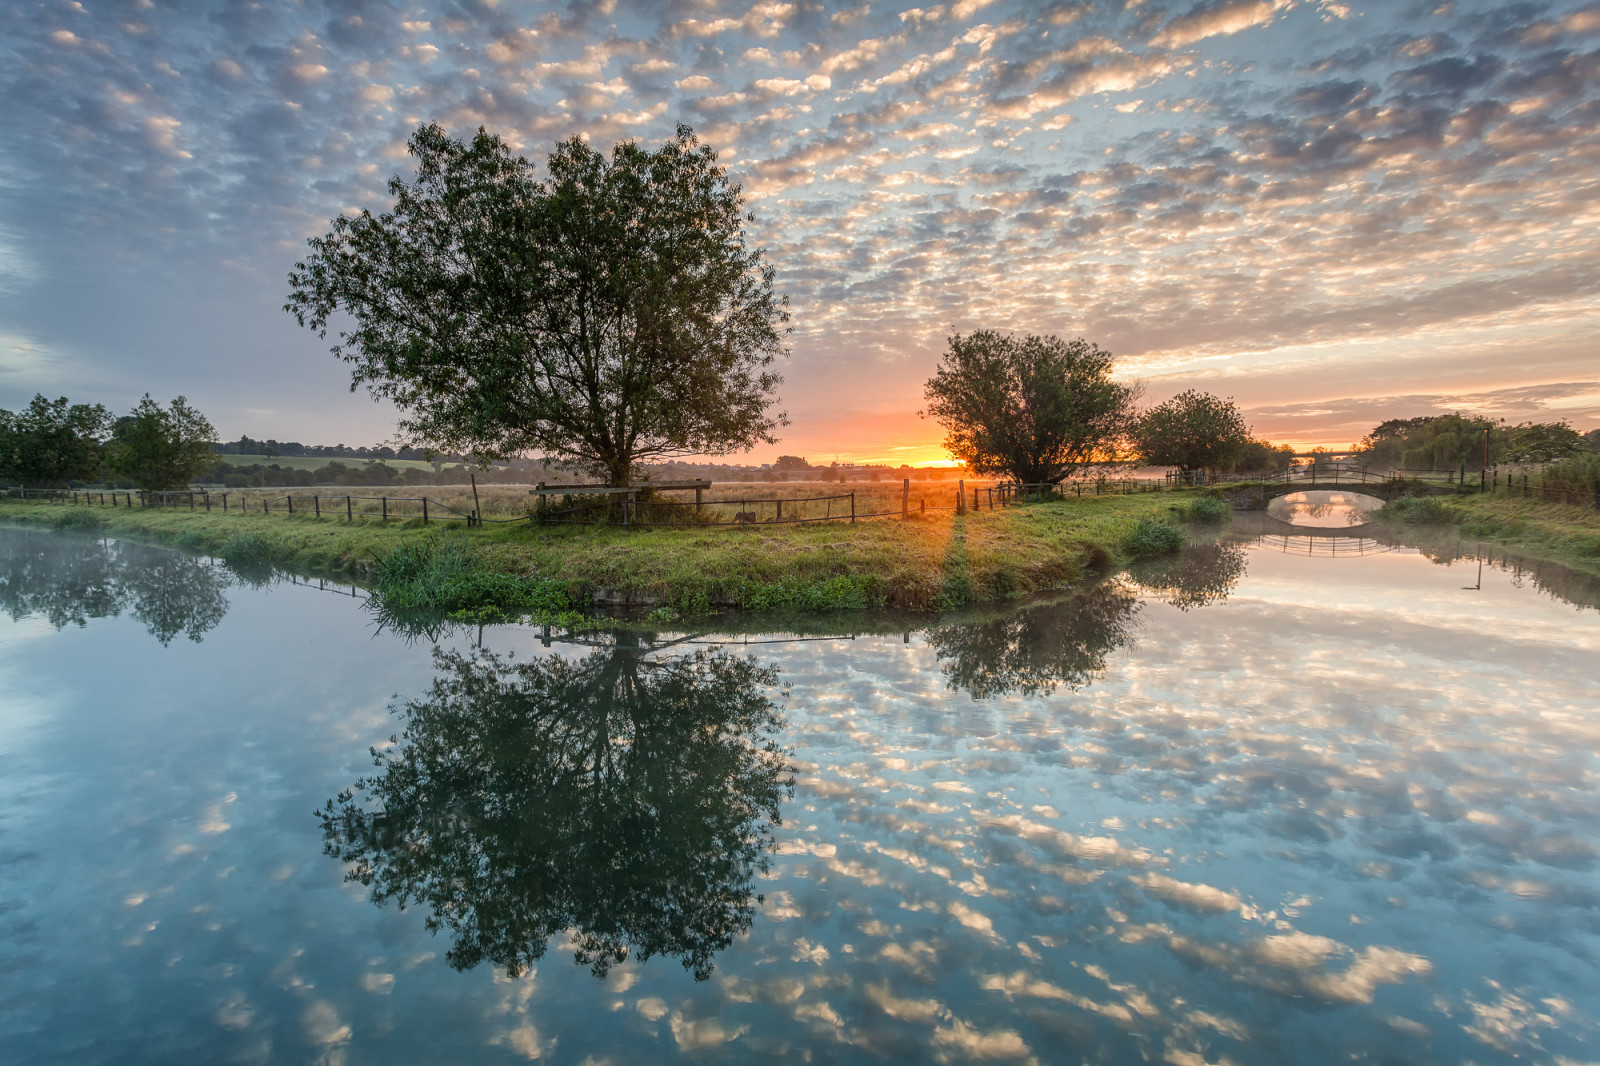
left=0, top=491, right=1196, bottom=617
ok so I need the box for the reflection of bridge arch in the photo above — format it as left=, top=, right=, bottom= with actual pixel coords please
left=1253, top=534, right=1399, bottom=558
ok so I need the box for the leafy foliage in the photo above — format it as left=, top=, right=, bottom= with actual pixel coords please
left=1131, top=390, right=1252, bottom=473
left=1123, top=517, right=1185, bottom=555
left=1179, top=494, right=1233, bottom=524
left=287, top=123, right=788, bottom=486
left=1375, top=493, right=1450, bottom=523
left=1230, top=438, right=1297, bottom=473
left=319, top=642, right=792, bottom=980
left=0, top=394, right=111, bottom=487
left=1502, top=421, right=1590, bottom=463
left=921, top=331, right=1135, bottom=484
left=105, top=395, right=218, bottom=491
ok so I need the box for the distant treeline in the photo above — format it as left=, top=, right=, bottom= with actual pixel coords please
left=211, top=436, right=544, bottom=468
left=1356, top=414, right=1599, bottom=469
left=206, top=460, right=534, bottom=489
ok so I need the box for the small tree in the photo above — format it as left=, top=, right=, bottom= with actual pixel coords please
left=0, top=394, right=111, bottom=487
left=105, top=395, right=218, bottom=491
left=1132, top=390, right=1252, bottom=475
left=287, top=123, right=788, bottom=487
left=921, top=331, right=1135, bottom=484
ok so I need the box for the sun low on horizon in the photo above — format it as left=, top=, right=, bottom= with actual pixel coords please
left=2, top=0, right=1597, bottom=460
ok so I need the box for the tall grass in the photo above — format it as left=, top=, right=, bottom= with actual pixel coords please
left=1124, top=518, right=1185, bottom=555
left=1375, top=494, right=1450, bottom=523
left=1179, top=495, right=1232, bottom=524
left=370, top=535, right=583, bottom=625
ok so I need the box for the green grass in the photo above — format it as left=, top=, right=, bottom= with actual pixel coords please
left=1373, top=493, right=1451, bottom=524
left=0, top=491, right=1201, bottom=615
left=1123, top=517, right=1186, bottom=555
left=1178, top=494, right=1233, bottom=524
left=1440, top=493, right=1600, bottom=574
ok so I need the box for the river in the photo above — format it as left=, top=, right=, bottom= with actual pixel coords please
left=2, top=517, right=1598, bottom=1064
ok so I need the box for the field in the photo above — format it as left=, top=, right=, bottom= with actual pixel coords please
left=0, top=488, right=1194, bottom=613
left=170, top=476, right=1148, bottom=524
left=206, top=453, right=443, bottom=473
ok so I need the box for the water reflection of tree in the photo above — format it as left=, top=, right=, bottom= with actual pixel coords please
left=1126, top=540, right=1248, bottom=611
left=0, top=530, right=230, bottom=643
left=320, top=638, right=792, bottom=981
left=927, top=582, right=1142, bottom=698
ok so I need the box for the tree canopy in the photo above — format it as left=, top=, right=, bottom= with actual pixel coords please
left=1131, top=390, right=1252, bottom=473
left=1353, top=413, right=1591, bottom=470
left=105, top=395, right=217, bottom=491
left=286, top=123, right=789, bottom=486
left=0, top=395, right=110, bottom=487
left=921, top=331, right=1135, bottom=484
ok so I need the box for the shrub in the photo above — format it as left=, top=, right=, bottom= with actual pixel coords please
left=1180, top=495, right=1232, bottom=524
left=1124, top=518, right=1184, bottom=556
left=1375, top=494, right=1450, bottom=524
left=50, top=508, right=105, bottom=532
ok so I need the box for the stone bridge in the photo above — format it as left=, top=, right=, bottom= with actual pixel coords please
left=1220, top=468, right=1456, bottom=511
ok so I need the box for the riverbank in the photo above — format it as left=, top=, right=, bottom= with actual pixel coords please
left=1377, top=492, right=1600, bottom=576
left=0, top=492, right=1195, bottom=614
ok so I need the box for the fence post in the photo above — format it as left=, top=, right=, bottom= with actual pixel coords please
left=902, top=478, right=910, bottom=519
left=263, top=497, right=268, bottom=515
left=203, top=492, right=210, bottom=512
left=381, top=496, right=387, bottom=522
left=347, top=495, right=353, bottom=521
left=422, top=498, right=428, bottom=524
left=314, top=495, right=321, bottom=518
left=288, top=495, right=295, bottom=515
left=850, top=492, right=856, bottom=524
left=775, top=498, right=782, bottom=522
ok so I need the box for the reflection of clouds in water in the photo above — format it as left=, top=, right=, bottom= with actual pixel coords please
left=680, top=547, right=1600, bottom=1062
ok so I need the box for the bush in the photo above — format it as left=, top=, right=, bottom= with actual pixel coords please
left=1180, top=495, right=1232, bottom=524
left=1124, top=518, right=1185, bottom=556
left=1375, top=494, right=1450, bottom=524
left=50, top=508, right=105, bottom=532
left=1538, top=453, right=1600, bottom=498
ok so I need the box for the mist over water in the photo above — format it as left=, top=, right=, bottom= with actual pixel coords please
left=1, top=525, right=1598, bottom=1063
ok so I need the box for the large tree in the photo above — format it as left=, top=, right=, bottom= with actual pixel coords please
left=1131, top=390, right=1252, bottom=474
left=286, top=123, right=788, bottom=486
left=105, top=394, right=218, bottom=491
left=921, top=331, right=1135, bottom=484
left=0, top=394, right=111, bottom=487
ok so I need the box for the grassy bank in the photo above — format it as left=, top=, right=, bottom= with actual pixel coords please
left=1374, top=492, right=1600, bottom=576
left=0, top=492, right=1195, bottom=615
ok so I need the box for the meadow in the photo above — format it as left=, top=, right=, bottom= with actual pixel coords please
left=0, top=487, right=1193, bottom=614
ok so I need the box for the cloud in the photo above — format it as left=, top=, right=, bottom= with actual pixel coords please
left=1150, top=0, right=1290, bottom=49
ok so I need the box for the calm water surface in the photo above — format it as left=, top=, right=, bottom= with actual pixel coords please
left=2, top=524, right=1599, bottom=1064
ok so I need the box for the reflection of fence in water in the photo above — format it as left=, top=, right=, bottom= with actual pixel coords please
left=1254, top=534, right=1399, bottom=557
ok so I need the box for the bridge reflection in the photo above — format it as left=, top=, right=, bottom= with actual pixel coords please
left=1253, top=533, right=1398, bottom=557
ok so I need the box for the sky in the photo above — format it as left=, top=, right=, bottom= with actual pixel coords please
left=2, top=0, right=1598, bottom=464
